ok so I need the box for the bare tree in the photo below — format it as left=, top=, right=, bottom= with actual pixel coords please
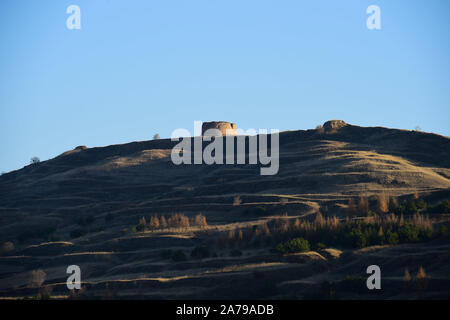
left=160, top=215, right=168, bottom=229
left=403, top=268, right=411, bottom=290
left=358, top=196, right=369, bottom=215
left=414, top=266, right=428, bottom=292
left=29, top=269, right=46, bottom=288
left=377, top=193, right=389, bottom=214
left=168, top=213, right=190, bottom=229
left=347, top=198, right=357, bottom=217
left=194, top=214, right=208, bottom=228
left=149, top=215, right=160, bottom=230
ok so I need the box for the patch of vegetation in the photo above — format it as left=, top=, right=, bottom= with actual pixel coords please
left=395, top=198, right=427, bottom=215
left=216, top=211, right=438, bottom=251
left=0, top=241, right=15, bottom=255
left=276, top=237, right=310, bottom=254
left=315, top=242, right=327, bottom=250
left=132, top=213, right=208, bottom=232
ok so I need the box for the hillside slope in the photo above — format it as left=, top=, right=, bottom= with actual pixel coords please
left=0, top=121, right=450, bottom=243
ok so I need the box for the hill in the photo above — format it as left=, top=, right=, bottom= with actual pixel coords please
left=0, top=120, right=449, bottom=299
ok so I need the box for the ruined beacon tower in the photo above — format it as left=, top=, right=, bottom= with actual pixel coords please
left=201, top=121, right=237, bottom=137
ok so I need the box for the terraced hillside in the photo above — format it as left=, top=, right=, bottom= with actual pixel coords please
left=0, top=120, right=449, bottom=299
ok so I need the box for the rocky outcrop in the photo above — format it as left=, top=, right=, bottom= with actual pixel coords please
left=323, top=120, right=347, bottom=131
left=202, top=121, right=237, bottom=136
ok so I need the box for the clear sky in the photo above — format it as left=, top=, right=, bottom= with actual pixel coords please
left=1, top=0, right=449, bottom=173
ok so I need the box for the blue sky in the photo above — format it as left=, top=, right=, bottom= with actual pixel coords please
left=1, top=0, right=449, bottom=173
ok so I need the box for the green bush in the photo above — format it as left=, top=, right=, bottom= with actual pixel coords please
left=276, top=237, right=310, bottom=254
left=415, top=198, right=427, bottom=210
left=385, top=230, right=399, bottom=245
left=396, top=199, right=422, bottom=215
left=399, top=223, right=419, bottom=242
left=316, top=242, right=327, bottom=250
left=347, top=229, right=367, bottom=248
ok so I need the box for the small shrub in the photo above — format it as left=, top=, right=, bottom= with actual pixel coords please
left=30, top=157, right=40, bottom=165
left=399, top=223, right=419, bottom=242
left=1, top=241, right=15, bottom=255
left=316, top=242, right=327, bottom=250
left=367, top=210, right=377, bottom=217
left=414, top=266, right=428, bottom=292
left=276, top=237, right=310, bottom=254
left=385, top=230, right=399, bottom=245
